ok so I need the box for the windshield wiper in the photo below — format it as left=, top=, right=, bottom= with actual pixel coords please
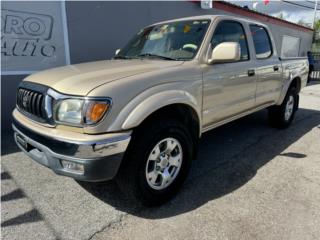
left=138, top=53, right=177, bottom=61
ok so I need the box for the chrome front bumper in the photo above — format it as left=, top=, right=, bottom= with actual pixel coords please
left=12, top=120, right=131, bottom=182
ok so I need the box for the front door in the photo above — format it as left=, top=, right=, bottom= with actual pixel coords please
left=202, top=20, right=257, bottom=128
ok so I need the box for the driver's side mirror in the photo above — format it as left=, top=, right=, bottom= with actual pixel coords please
left=115, top=49, right=121, bottom=56
left=208, top=42, right=240, bottom=64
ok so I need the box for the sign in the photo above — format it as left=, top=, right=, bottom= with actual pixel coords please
left=1, top=1, right=70, bottom=75
left=201, top=0, right=212, bottom=9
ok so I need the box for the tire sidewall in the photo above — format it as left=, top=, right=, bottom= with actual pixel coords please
left=282, top=88, right=298, bottom=124
left=129, top=121, right=193, bottom=204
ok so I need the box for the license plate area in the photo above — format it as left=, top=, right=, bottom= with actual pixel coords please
left=16, top=133, right=34, bottom=152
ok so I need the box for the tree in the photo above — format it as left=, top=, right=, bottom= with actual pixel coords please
left=312, top=20, right=320, bottom=52
left=314, top=19, right=320, bottom=31
left=313, top=20, right=320, bottom=41
left=276, top=12, right=284, bottom=20
left=297, top=19, right=312, bottom=28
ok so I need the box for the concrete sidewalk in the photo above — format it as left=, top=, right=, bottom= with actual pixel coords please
left=2, top=82, right=320, bottom=240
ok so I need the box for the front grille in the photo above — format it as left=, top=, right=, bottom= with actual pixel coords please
left=17, top=88, right=46, bottom=120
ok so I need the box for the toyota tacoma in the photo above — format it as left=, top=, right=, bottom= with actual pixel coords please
left=13, top=15, right=309, bottom=206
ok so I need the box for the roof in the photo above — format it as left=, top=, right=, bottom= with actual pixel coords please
left=151, top=15, right=269, bottom=30
left=149, top=15, right=217, bottom=26
left=192, top=1, right=313, bottom=33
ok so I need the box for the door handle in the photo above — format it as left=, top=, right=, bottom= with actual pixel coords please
left=273, top=65, right=279, bottom=71
left=248, top=69, right=255, bottom=77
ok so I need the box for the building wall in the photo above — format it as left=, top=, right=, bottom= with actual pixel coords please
left=1, top=1, right=313, bottom=132
left=65, top=1, right=218, bottom=64
left=1, top=0, right=70, bottom=132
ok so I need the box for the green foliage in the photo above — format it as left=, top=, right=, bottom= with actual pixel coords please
left=298, top=19, right=312, bottom=28
left=315, top=20, right=320, bottom=31
left=276, top=12, right=284, bottom=20
left=313, top=20, right=320, bottom=52
left=312, top=43, right=320, bottom=52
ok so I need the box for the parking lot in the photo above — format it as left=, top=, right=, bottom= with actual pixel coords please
left=2, top=82, right=320, bottom=240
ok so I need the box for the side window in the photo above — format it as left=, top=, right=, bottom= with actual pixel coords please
left=250, top=25, right=273, bottom=59
left=211, top=21, right=249, bottom=61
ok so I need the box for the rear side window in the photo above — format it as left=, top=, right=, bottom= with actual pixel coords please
left=250, top=25, right=273, bottom=59
left=211, top=21, right=249, bottom=61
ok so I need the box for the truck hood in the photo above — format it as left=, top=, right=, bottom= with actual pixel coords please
left=24, top=60, right=184, bottom=96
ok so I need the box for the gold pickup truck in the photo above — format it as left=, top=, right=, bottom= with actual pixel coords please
left=13, top=15, right=309, bottom=206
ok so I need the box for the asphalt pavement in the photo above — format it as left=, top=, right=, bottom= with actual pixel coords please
left=2, top=82, right=320, bottom=240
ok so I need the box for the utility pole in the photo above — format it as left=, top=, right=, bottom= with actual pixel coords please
left=313, top=0, right=318, bottom=29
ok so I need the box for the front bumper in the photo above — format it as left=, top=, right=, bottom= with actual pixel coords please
left=12, top=119, right=131, bottom=182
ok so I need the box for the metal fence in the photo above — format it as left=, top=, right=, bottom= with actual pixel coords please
left=309, top=71, right=320, bottom=81
left=309, top=52, right=320, bottom=81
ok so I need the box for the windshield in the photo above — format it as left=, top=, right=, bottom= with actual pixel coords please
left=115, top=19, right=211, bottom=61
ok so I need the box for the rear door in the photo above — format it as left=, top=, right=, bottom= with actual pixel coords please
left=202, top=20, right=257, bottom=127
left=249, top=25, right=282, bottom=106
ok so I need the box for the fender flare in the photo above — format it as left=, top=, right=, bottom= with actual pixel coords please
left=110, top=90, right=201, bottom=132
left=276, top=73, right=302, bottom=105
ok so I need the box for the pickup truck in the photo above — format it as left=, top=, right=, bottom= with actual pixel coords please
left=13, top=15, right=309, bottom=206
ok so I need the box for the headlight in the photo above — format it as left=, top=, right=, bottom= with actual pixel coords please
left=54, top=98, right=111, bottom=126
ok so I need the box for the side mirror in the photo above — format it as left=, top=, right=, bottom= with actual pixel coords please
left=115, top=49, right=121, bottom=56
left=208, top=42, right=241, bottom=64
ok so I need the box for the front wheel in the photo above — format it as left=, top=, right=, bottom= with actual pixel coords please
left=116, top=119, right=194, bottom=206
left=268, top=87, right=299, bottom=129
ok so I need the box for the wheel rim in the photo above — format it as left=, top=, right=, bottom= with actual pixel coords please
left=145, top=137, right=183, bottom=190
left=285, top=95, right=294, bottom=121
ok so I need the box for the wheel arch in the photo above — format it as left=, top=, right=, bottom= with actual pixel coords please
left=129, top=102, right=201, bottom=160
left=277, top=76, right=302, bottom=105
left=289, top=77, right=302, bottom=93
left=139, top=103, right=200, bottom=137
left=118, top=90, right=202, bottom=136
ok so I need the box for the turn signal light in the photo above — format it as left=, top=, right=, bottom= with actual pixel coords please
left=85, top=102, right=110, bottom=124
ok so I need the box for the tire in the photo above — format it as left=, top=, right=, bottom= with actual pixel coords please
left=268, top=87, right=299, bottom=129
left=116, top=119, right=194, bottom=206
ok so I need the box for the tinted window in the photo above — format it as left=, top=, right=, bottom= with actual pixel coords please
left=250, top=25, right=272, bottom=59
left=211, top=21, right=249, bottom=61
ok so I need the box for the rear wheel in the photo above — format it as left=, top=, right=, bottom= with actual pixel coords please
left=116, top=119, right=194, bottom=206
left=268, top=87, right=299, bottom=129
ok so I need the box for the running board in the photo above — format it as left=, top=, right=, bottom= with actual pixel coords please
left=202, top=102, right=274, bottom=134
